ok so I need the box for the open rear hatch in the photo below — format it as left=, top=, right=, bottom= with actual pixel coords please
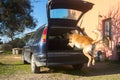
left=47, top=0, right=94, bottom=27
left=47, top=0, right=94, bottom=51
left=47, top=0, right=94, bottom=13
left=46, top=0, right=94, bottom=65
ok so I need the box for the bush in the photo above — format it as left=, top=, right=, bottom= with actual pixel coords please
left=116, top=44, right=120, bottom=60
left=0, top=38, right=25, bottom=51
left=1, top=44, right=13, bottom=51
left=9, top=38, right=25, bottom=48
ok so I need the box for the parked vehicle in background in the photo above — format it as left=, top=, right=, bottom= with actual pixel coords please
left=22, top=0, right=94, bottom=73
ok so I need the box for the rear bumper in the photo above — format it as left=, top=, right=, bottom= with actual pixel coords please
left=33, top=51, right=87, bottom=67
left=47, top=51, right=87, bottom=66
left=33, top=54, right=47, bottom=67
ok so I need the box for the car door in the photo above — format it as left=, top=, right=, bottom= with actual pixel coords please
left=24, top=32, right=36, bottom=62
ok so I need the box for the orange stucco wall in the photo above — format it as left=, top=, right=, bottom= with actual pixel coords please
left=69, top=0, right=120, bottom=60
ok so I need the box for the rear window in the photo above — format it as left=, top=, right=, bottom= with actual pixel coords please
left=50, top=9, right=82, bottom=20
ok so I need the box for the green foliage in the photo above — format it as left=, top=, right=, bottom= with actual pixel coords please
left=1, top=43, right=13, bottom=51
left=3, top=50, right=12, bottom=54
left=116, top=44, right=120, bottom=60
left=1, top=38, right=25, bottom=51
left=0, top=0, right=36, bottom=40
left=8, top=38, right=25, bottom=48
left=0, top=61, right=31, bottom=75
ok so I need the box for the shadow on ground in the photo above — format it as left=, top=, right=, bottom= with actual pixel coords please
left=45, top=62, right=120, bottom=77
left=1, top=60, right=120, bottom=77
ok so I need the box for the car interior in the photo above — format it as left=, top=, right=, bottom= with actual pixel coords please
left=47, top=26, right=83, bottom=51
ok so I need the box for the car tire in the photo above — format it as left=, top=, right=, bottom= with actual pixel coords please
left=72, top=64, right=84, bottom=70
left=31, top=55, right=40, bottom=73
left=22, top=53, right=28, bottom=64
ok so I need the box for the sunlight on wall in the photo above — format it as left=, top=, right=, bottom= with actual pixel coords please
left=69, top=0, right=120, bottom=60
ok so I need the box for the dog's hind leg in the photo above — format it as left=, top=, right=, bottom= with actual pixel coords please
left=92, top=57, right=95, bottom=66
left=91, top=44, right=95, bottom=66
left=83, top=48, right=92, bottom=67
left=92, top=51, right=97, bottom=66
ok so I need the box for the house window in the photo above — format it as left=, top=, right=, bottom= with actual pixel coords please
left=103, top=18, right=111, bottom=39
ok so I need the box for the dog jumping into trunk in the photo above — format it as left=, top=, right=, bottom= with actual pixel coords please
left=68, top=29, right=102, bottom=67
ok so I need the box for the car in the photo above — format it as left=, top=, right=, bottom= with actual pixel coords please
left=22, top=0, right=94, bottom=73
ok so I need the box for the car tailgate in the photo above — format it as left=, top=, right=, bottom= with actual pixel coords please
left=47, top=51, right=87, bottom=66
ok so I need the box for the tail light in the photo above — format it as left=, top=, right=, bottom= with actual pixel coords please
left=41, top=28, right=47, bottom=42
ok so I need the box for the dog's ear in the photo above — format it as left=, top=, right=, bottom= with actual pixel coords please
left=66, top=33, right=70, bottom=39
left=81, top=28, right=85, bottom=32
left=74, top=30, right=79, bottom=34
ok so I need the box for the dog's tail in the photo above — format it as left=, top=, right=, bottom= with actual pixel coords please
left=92, top=30, right=103, bottom=44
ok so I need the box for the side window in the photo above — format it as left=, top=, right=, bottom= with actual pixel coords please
left=33, top=27, right=45, bottom=42
left=26, top=31, right=36, bottom=45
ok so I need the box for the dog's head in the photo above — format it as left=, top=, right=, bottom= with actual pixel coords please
left=67, top=29, right=83, bottom=48
left=67, top=33, right=75, bottom=48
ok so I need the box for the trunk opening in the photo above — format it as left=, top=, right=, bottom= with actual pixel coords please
left=47, top=26, right=81, bottom=52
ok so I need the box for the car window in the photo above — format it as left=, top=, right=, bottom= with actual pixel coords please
left=50, top=9, right=82, bottom=20
left=33, top=27, right=45, bottom=42
left=26, top=31, right=36, bottom=45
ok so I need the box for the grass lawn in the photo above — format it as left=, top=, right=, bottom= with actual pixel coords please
left=0, top=54, right=31, bottom=75
left=0, top=54, right=120, bottom=80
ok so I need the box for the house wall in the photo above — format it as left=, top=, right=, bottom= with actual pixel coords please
left=69, top=0, right=120, bottom=60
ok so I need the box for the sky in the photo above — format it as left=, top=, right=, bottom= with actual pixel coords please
left=31, top=0, right=48, bottom=30
left=0, top=0, right=68, bottom=43
left=32, top=0, right=68, bottom=28
left=0, top=0, right=48, bottom=43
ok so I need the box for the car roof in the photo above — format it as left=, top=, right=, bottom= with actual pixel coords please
left=48, top=0, right=94, bottom=12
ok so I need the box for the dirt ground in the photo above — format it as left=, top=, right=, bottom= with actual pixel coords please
left=0, top=55, right=120, bottom=80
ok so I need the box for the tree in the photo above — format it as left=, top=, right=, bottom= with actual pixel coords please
left=0, top=0, right=36, bottom=41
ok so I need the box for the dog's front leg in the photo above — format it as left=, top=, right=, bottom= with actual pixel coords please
left=92, top=55, right=96, bottom=66
left=68, top=43, right=74, bottom=48
left=83, top=48, right=92, bottom=67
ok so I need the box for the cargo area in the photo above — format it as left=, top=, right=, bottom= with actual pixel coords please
left=46, top=26, right=88, bottom=66
left=47, top=27, right=79, bottom=51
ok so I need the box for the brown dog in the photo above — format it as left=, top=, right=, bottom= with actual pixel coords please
left=68, top=30, right=102, bottom=67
